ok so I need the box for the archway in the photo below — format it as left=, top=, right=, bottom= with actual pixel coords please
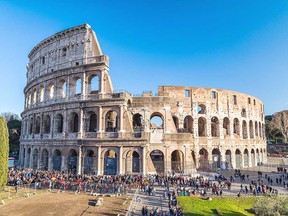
left=256, top=149, right=260, bottom=165
left=212, top=148, right=221, bottom=170
left=225, top=150, right=232, bottom=169
left=197, top=104, right=206, bottom=114
left=150, top=150, right=164, bottom=174
left=35, top=116, right=41, bottom=134
left=44, top=115, right=51, bottom=134
left=150, top=113, right=163, bottom=130
left=68, top=149, right=78, bottom=174
left=105, top=110, right=118, bottom=132
left=184, top=116, right=193, bottom=133
left=125, top=151, right=140, bottom=173
left=32, top=149, right=38, bottom=169
left=235, top=149, right=241, bottom=169
left=233, top=118, right=240, bottom=136
left=88, top=112, right=97, bottom=132
left=211, top=117, right=220, bottom=137
left=41, top=149, right=49, bottom=170
left=27, top=148, right=31, bottom=168
left=84, top=150, right=95, bottom=174
left=198, top=148, right=209, bottom=170
left=55, top=114, right=63, bottom=133
left=242, top=120, right=248, bottom=139
left=69, top=112, right=79, bottom=133
left=251, top=149, right=255, bottom=167
left=53, top=149, right=62, bottom=171
left=244, top=149, right=249, bottom=167
left=104, top=149, right=118, bottom=175
left=223, top=117, right=230, bottom=136
left=171, top=150, right=184, bottom=173
left=249, top=121, right=254, bottom=139
left=133, top=113, right=143, bottom=131
left=198, top=117, right=207, bottom=137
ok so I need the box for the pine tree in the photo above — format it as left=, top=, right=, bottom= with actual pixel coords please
left=0, top=117, right=9, bottom=188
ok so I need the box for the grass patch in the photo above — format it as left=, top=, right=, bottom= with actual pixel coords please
left=178, top=196, right=258, bottom=216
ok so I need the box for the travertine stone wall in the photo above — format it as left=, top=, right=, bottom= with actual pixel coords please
left=20, top=24, right=266, bottom=175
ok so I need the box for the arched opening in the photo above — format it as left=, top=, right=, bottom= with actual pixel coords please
left=259, top=122, right=262, bottom=138
left=40, top=86, right=44, bottom=102
left=32, top=149, right=38, bottom=169
left=133, top=113, right=143, bottom=131
left=260, top=149, right=263, bottom=163
left=251, top=149, right=255, bottom=167
left=55, top=114, right=63, bottom=133
left=223, top=117, right=230, bottom=136
left=48, top=84, right=54, bottom=99
left=198, top=117, right=207, bottom=137
left=44, top=115, right=51, bottom=134
left=173, top=116, right=179, bottom=131
left=183, top=115, right=193, bottom=133
left=256, top=149, right=260, bottom=164
left=89, top=75, right=99, bottom=93
left=27, top=148, right=31, bottom=168
left=225, top=150, right=232, bottom=169
left=211, top=117, right=220, bottom=137
left=150, top=113, right=163, bottom=129
left=233, top=118, right=240, bottom=136
left=244, top=149, right=249, bottom=167
left=255, top=121, right=258, bottom=137
left=75, top=78, right=82, bottom=95
left=41, top=149, right=49, bottom=170
left=241, top=108, right=247, bottom=118
left=150, top=150, right=164, bottom=174
left=33, top=89, right=37, bottom=104
left=67, top=149, right=78, bottom=174
left=212, top=148, right=221, bottom=170
left=88, top=112, right=97, bottom=132
left=249, top=120, right=254, bottom=139
left=198, top=148, right=209, bottom=170
left=59, top=81, right=67, bottom=98
left=29, top=118, right=33, bottom=135
left=171, top=150, right=184, bottom=173
left=53, top=149, right=62, bottom=171
left=242, top=120, right=248, bottom=139
left=105, top=110, right=118, bottom=132
left=197, top=104, right=206, bottom=114
left=125, top=151, right=140, bottom=173
left=69, top=112, right=79, bottom=133
left=84, top=150, right=95, bottom=174
left=235, top=149, right=241, bottom=169
left=104, top=149, right=118, bottom=175
left=35, top=116, right=41, bottom=134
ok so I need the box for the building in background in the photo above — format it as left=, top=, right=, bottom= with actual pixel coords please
left=19, top=24, right=267, bottom=175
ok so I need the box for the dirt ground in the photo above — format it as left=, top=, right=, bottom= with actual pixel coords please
left=0, top=191, right=131, bottom=216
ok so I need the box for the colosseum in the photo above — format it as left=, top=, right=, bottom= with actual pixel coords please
left=19, top=24, right=267, bottom=175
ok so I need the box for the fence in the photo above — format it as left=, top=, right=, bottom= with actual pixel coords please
left=126, top=186, right=140, bottom=216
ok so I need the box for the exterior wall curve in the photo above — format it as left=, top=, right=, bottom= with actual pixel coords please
left=20, top=24, right=267, bottom=175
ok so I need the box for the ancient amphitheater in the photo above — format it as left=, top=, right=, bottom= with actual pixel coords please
left=19, top=24, right=267, bottom=175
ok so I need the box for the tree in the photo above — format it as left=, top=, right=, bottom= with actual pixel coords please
left=0, top=117, right=9, bottom=188
left=253, top=196, right=288, bottom=216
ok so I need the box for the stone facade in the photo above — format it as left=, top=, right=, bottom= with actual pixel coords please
left=19, top=24, right=267, bottom=175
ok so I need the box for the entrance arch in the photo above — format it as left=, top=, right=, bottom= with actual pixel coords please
left=53, top=149, right=62, bottom=171
left=84, top=150, right=95, bottom=174
left=225, top=150, right=232, bottom=169
left=171, top=150, right=184, bottom=173
left=125, top=151, right=140, bottom=173
left=104, top=149, right=118, bottom=175
left=212, top=148, right=221, bottom=170
left=150, top=150, right=164, bottom=174
left=68, top=149, right=78, bottom=174
left=41, top=149, right=49, bottom=170
left=243, top=149, right=249, bottom=167
left=235, top=149, right=242, bottom=169
left=198, top=148, right=209, bottom=170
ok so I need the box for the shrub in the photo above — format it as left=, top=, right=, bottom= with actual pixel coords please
left=253, top=196, right=288, bottom=216
left=0, top=117, right=9, bottom=188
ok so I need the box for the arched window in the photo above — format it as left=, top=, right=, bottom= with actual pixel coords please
left=211, top=116, right=219, bottom=137
left=89, top=75, right=99, bottom=93
left=29, top=118, right=33, bottom=135
left=88, top=112, right=97, bottom=132
left=150, top=113, right=163, bottom=129
left=33, top=89, right=37, bottom=104
left=249, top=120, right=254, bottom=139
left=184, top=116, right=193, bottom=133
left=40, top=86, right=44, bottom=102
left=223, top=117, right=230, bottom=136
left=55, top=114, right=63, bottom=133
left=197, top=104, right=206, bottom=114
left=59, top=81, right=67, bottom=98
left=69, top=112, right=79, bottom=132
left=75, top=79, right=81, bottom=95
left=133, top=114, right=143, bottom=131
left=198, top=117, right=207, bottom=137
left=105, top=110, right=118, bottom=132
left=49, top=84, right=54, bottom=99
left=242, top=120, right=248, bottom=139
left=44, top=115, right=51, bottom=134
left=233, top=118, right=240, bottom=136
left=241, top=108, right=247, bottom=118
left=35, top=116, right=41, bottom=134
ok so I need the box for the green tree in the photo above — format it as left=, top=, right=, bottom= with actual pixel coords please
left=253, top=196, right=288, bottom=216
left=0, top=117, right=9, bottom=188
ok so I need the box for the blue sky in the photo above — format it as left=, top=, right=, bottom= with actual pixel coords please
left=1, top=0, right=288, bottom=116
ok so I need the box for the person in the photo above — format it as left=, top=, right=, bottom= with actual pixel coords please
left=142, top=206, right=145, bottom=216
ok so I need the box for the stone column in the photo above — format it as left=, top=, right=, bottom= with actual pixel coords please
left=119, top=105, right=124, bottom=132
left=164, top=145, right=171, bottom=174
left=118, top=146, right=123, bottom=175
left=231, top=151, right=236, bottom=169
left=97, top=146, right=102, bottom=175
left=142, top=146, right=146, bottom=176
left=82, top=72, right=87, bottom=100
left=79, top=107, right=84, bottom=138
left=29, top=147, right=33, bottom=169
left=78, top=145, right=82, bottom=175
